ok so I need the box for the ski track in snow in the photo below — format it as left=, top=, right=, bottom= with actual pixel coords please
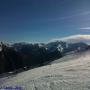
left=0, top=51, right=90, bottom=90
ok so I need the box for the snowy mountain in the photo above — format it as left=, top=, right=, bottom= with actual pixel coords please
left=0, top=35, right=89, bottom=74
left=46, top=41, right=88, bottom=55
left=13, top=38, right=88, bottom=55
left=0, top=35, right=90, bottom=89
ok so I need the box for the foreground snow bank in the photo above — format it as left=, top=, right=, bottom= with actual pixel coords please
left=0, top=51, right=90, bottom=90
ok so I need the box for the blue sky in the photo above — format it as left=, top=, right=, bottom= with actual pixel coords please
left=0, top=0, right=90, bottom=43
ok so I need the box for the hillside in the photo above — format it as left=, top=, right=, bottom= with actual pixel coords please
left=0, top=41, right=88, bottom=74
left=0, top=50, right=90, bottom=90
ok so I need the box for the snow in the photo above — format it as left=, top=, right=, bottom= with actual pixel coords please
left=57, top=44, right=63, bottom=52
left=0, top=51, right=90, bottom=90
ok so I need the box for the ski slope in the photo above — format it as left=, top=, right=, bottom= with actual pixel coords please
left=0, top=51, right=90, bottom=90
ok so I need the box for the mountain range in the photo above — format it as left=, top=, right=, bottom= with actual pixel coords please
left=0, top=34, right=90, bottom=74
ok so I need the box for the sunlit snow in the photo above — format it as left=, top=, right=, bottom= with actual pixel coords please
left=0, top=51, right=90, bottom=90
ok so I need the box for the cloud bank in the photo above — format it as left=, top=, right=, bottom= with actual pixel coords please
left=51, top=34, right=90, bottom=44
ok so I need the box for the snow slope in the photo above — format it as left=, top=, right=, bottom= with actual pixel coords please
left=0, top=51, right=90, bottom=90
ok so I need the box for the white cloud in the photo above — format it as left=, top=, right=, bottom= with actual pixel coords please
left=59, top=11, right=90, bottom=20
left=80, top=27, right=90, bottom=30
left=51, top=34, right=90, bottom=44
